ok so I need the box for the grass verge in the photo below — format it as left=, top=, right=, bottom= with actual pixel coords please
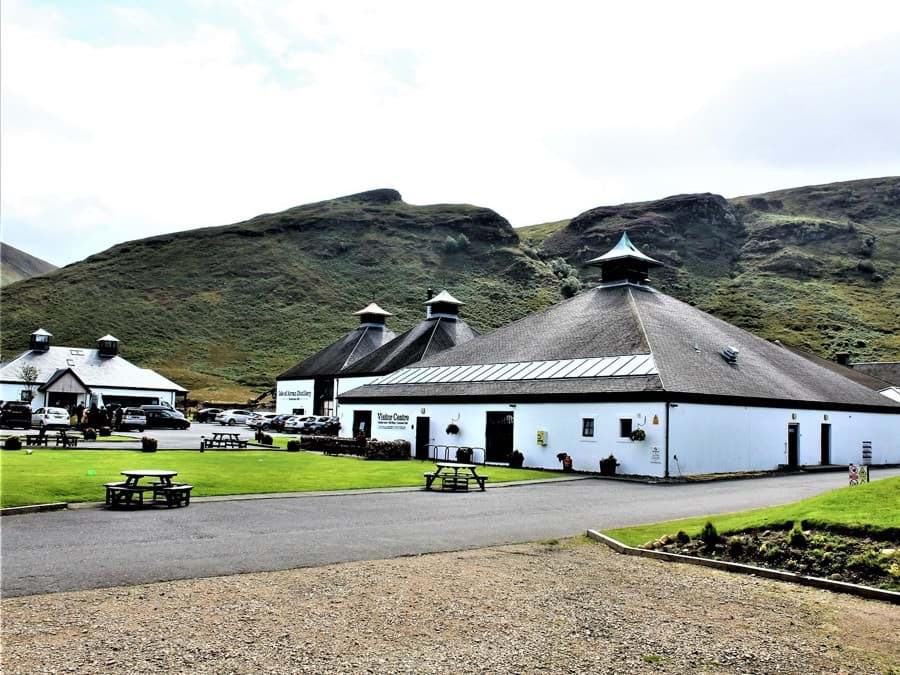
left=606, top=476, right=900, bottom=547
left=0, top=450, right=554, bottom=507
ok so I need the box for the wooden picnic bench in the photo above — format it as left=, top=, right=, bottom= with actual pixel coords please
left=24, top=433, right=50, bottom=447
left=55, top=431, right=78, bottom=448
left=200, top=432, right=248, bottom=449
left=105, top=470, right=193, bottom=509
left=424, top=463, right=488, bottom=492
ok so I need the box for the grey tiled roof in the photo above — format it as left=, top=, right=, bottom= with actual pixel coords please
left=340, top=284, right=900, bottom=410
left=341, top=318, right=478, bottom=377
left=0, top=347, right=186, bottom=392
left=276, top=326, right=397, bottom=380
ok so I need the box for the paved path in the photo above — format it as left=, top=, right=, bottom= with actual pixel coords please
left=3, top=469, right=897, bottom=597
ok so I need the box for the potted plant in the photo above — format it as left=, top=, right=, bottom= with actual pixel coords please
left=141, top=436, right=158, bottom=452
left=630, top=428, right=646, bottom=442
left=286, top=440, right=301, bottom=452
left=3, top=436, right=22, bottom=450
left=599, top=454, right=619, bottom=476
left=83, top=428, right=97, bottom=441
left=446, top=422, right=460, bottom=435
left=557, top=452, right=573, bottom=472
left=509, top=449, right=524, bottom=468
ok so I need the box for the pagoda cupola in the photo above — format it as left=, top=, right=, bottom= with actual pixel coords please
left=425, top=290, right=464, bottom=320
left=97, top=334, right=120, bottom=358
left=353, top=302, right=393, bottom=328
left=29, top=328, right=52, bottom=353
left=586, top=232, right=662, bottom=285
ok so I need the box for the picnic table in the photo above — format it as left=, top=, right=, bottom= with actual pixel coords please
left=200, top=432, right=248, bottom=449
left=24, top=432, right=50, bottom=447
left=424, top=462, right=488, bottom=492
left=105, top=469, right=193, bottom=508
left=54, top=430, right=79, bottom=448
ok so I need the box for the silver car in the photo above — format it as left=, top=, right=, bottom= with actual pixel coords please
left=216, top=409, right=252, bottom=426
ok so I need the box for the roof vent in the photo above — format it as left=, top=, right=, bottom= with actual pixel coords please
left=30, top=328, right=52, bottom=353
left=97, top=334, right=120, bottom=358
left=721, top=346, right=739, bottom=364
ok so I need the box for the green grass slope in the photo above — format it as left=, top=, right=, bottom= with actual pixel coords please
left=0, top=189, right=559, bottom=400
left=532, top=177, right=900, bottom=362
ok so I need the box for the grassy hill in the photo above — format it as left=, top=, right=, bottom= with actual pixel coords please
left=3, top=179, right=897, bottom=401
left=524, top=177, right=900, bottom=363
left=1, top=243, right=57, bottom=287
left=0, top=189, right=559, bottom=401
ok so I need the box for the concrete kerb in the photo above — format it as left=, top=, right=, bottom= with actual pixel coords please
left=586, top=529, right=900, bottom=605
left=3, top=475, right=594, bottom=515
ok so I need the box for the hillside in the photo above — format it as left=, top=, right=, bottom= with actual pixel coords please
left=1, top=243, right=57, bottom=287
left=0, top=190, right=559, bottom=400
left=3, top=179, right=897, bottom=401
left=523, top=176, right=900, bottom=362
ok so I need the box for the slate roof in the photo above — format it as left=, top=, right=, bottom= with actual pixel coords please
left=851, top=362, right=900, bottom=387
left=276, top=325, right=397, bottom=380
left=340, top=318, right=478, bottom=377
left=340, top=284, right=900, bottom=411
left=0, top=347, right=186, bottom=392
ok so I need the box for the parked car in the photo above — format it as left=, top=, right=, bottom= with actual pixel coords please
left=194, top=408, right=223, bottom=423
left=31, top=406, right=70, bottom=431
left=216, top=409, right=252, bottom=426
left=141, top=405, right=190, bottom=430
left=303, top=416, right=341, bottom=435
left=249, top=413, right=279, bottom=430
left=283, top=415, right=315, bottom=433
left=119, top=407, right=147, bottom=432
left=0, top=402, right=33, bottom=429
left=268, top=414, right=293, bottom=432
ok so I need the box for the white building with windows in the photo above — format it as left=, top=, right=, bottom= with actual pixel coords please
left=0, top=329, right=186, bottom=410
left=339, top=234, right=900, bottom=476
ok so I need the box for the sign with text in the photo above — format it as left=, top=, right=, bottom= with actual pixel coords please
left=377, top=412, right=410, bottom=430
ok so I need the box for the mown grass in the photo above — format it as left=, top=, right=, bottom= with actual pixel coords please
left=0, top=449, right=555, bottom=507
left=605, top=476, right=900, bottom=547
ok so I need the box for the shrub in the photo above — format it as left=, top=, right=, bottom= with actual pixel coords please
left=700, top=521, right=719, bottom=549
left=550, top=258, right=575, bottom=278
left=788, top=523, right=807, bottom=548
left=4, top=436, right=22, bottom=450
left=675, top=530, right=690, bottom=545
left=83, top=428, right=97, bottom=441
left=728, top=536, right=745, bottom=557
left=522, top=245, right=540, bottom=259
left=509, top=449, right=524, bottom=468
left=261, top=433, right=273, bottom=445
left=141, top=437, right=158, bottom=452
left=857, top=259, right=875, bottom=274
left=286, top=440, right=301, bottom=452
left=365, top=439, right=411, bottom=461
left=442, top=234, right=470, bottom=253
left=560, top=276, right=582, bottom=298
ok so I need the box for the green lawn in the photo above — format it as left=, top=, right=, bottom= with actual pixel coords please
left=606, top=476, right=900, bottom=547
left=0, top=450, right=556, bottom=507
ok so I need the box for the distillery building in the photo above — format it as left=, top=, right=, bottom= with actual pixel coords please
left=338, top=234, right=900, bottom=476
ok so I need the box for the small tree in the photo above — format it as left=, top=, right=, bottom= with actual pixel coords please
left=18, top=364, right=39, bottom=402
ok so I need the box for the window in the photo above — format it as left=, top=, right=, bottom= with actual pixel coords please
left=581, top=418, right=594, bottom=437
left=619, top=418, right=633, bottom=438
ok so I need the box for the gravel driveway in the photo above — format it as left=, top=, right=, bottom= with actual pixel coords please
left=2, top=539, right=897, bottom=674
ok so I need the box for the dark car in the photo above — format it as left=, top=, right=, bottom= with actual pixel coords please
left=0, top=402, right=32, bottom=429
left=141, top=405, right=191, bottom=430
left=268, top=415, right=292, bottom=432
left=194, top=408, right=223, bottom=423
left=302, top=416, right=341, bottom=436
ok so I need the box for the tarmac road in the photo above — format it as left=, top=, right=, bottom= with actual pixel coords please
left=4, top=468, right=896, bottom=597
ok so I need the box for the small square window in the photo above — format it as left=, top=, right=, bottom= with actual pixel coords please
left=582, top=418, right=594, bottom=437
left=619, top=418, right=633, bottom=438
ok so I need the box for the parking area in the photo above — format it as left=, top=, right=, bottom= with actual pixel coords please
left=76, top=422, right=294, bottom=449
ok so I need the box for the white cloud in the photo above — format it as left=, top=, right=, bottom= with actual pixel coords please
left=2, top=0, right=899, bottom=264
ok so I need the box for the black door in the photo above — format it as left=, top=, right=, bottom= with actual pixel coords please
left=787, top=423, right=799, bottom=468
left=820, top=424, right=831, bottom=465
left=352, top=410, right=372, bottom=438
left=485, top=411, right=514, bottom=463
left=415, top=417, right=430, bottom=460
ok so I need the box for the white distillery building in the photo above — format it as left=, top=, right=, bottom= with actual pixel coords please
left=339, top=234, right=900, bottom=476
left=0, top=330, right=187, bottom=409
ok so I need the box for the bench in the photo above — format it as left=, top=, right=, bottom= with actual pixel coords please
left=55, top=432, right=78, bottom=448
left=474, top=475, right=489, bottom=491
left=25, top=434, right=50, bottom=447
left=153, top=484, right=193, bottom=508
left=423, top=472, right=437, bottom=489
left=105, top=483, right=153, bottom=508
left=441, top=475, right=470, bottom=491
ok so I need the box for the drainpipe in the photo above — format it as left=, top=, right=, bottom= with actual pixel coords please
left=664, top=401, right=671, bottom=479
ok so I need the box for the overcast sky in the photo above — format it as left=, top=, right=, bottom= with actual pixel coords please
left=2, top=0, right=899, bottom=266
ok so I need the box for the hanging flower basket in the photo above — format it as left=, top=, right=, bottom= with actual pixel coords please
left=446, top=423, right=460, bottom=435
left=630, top=428, right=646, bottom=442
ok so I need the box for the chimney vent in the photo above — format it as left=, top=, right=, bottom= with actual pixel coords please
left=721, top=346, right=739, bottom=364
left=29, top=328, right=52, bottom=353
left=835, top=352, right=851, bottom=367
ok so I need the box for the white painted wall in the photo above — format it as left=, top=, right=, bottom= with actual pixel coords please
left=668, top=403, right=900, bottom=475
left=275, top=379, right=315, bottom=415
left=341, top=398, right=900, bottom=476
left=339, top=400, right=669, bottom=475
